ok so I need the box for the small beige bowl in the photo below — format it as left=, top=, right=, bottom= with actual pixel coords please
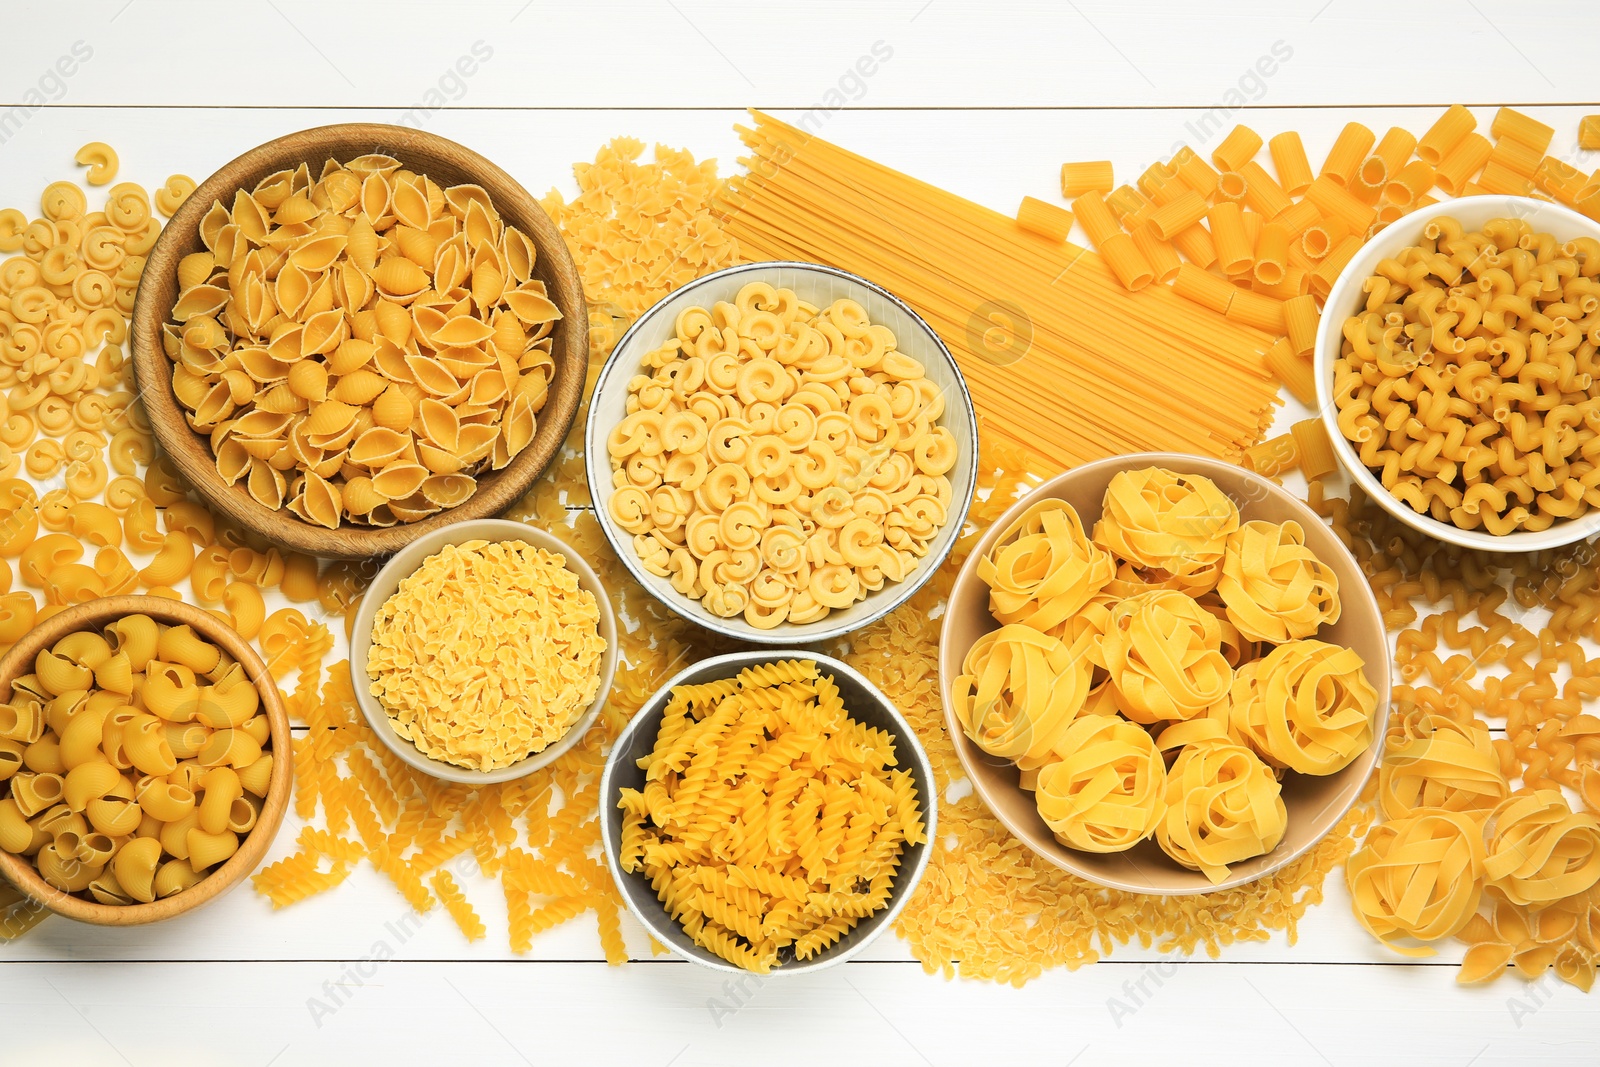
left=599, top=650, right=937, bottom=974
left=939, top=452, right=1389, bottom=896
left=1314, top=194, right=1600, bottom=553
left=0, top=596, right=292, bottom=925
left=350, top=518, right=618, bottom=786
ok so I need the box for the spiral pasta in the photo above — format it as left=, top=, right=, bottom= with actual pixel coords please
left=618, top=659, right=924, bottom=973
left=1216, top=520, right=1341, bottom=643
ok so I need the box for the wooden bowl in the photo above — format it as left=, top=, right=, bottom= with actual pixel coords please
left=130, top=123, right=589, bottom=560
left=939, top=452, right=1390, bottom=896
left=349, top=518, right=618, bottom=786
left=600, top=650, right=937, bottom=974
left=0, top=596, right=292, bottom=924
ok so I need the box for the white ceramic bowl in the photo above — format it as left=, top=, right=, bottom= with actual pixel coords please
left=585, top=261, right=979, bottom=644
left=1315, top=194, right=1600, bottom=552
left=349, top=518, right=618, bottom=786
left=599, top=650, right=937, bottom=975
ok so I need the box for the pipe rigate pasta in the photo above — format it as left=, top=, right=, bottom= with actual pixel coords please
left=0, top=614, right=271, bottom=903
left=618, top=659, right=925, bottom=973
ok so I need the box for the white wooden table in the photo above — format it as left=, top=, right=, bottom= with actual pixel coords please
left=4, top=2, right=1600, bottom=1064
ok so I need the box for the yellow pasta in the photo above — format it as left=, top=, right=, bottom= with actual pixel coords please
left=1211, top=125, right=1262, bottom=173
left=1059, top=160, right=1113, bottom=198
left=1417, top=104, right=1477, bottom=165
left=0, top=615, right=268, bottom=905
left=1015, top=197, right=1074, bottom=242
left=619, top=659, right=925, bottom=972
left=1434, top=133, right=1492, bottom=195
left=1580, top=115, right=1600, bottom=151
left=1034, top=713, right=1165, bottom=852
left=73, top=143, right=118, bottom=186
left=165, top=155, right=556, bottom=528
left=1492, top=107, right=1555, bottom=153
left=1288, top=419, right=1337, bottom=483
left=1347, top=809, right=1485, bottom=956
left=606, top=283, right=957, bottom=626
left=1093, top=466, right=1238, bottom=594
left=1154, top=719, right=1287, bottom=884
left=1216, top=521, right=1341, bottom=643
left=367, top=540, right=605, bottom=771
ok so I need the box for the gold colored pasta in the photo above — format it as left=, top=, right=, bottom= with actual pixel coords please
left=1034, top=714, right=1165, bottom=852
left=1059, top=161, right=1113, bottom=198
left=1015, top=197, right=1074, bottom=242
left=1216, top=520, right=1341, bottom=643
left=164, top=155, right=557, bottom=528
left=73, top=143, right=118, bottom=186
left=1154, top=718, right=1287, bottom=884
left=606, top=283, right=957, bottom=627
left=0, top=614, right=268, bottom=904
left=366, top=539, right=605, bottom=771
left=1227, top=639, right=1376, bottom=774
left=1347, top=809, right=1485, bottom=956
left=618, top=659, right=925, bottom=973
left=1102, top=589, right=1232, bottom=725
left=1093, top=466, right=1238, bottom=594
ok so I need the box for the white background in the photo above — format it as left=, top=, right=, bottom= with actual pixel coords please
left=3, top=2, right=1600, bottom=1065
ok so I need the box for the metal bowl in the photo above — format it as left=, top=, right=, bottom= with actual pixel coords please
left=600, top=649, right=937, bottom=974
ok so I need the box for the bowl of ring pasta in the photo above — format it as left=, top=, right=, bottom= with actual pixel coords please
left=0, top=596, right=291, bottom=924
left=585, top=260, right=979, bottom=643
left=600, top=650, right=935, bottom=974
left=939, top=453, right=1390, bottom=895
left=1316, top=195, right=1600, bottom=552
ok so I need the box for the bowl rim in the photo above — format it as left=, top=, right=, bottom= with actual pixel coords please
left=937, top=451, right=1391, bottom=896
left=1314, top=193, right=1600, bottom=553
left=129, top=121, right=589, bottom=561
left=598, top=648, right=938, bottom=975
left=349, top=517, right=619, bottom=786
left=0, top=596, right=293, bottom=925
left=583, top=258, right=980, bottom=644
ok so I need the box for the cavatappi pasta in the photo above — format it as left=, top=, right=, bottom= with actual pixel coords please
left=1331, top=214, right=1600, bottom=535
left=953, top=468, right=1377, bottom=883
left=606, top=283, right=957, bottom=628
left=366, top=539, right=606, bottom=772
left=163, top=155, right=559, bottom=529
left=617, top=659, right=925, bottom=972
left=0, top=614, right=272, bottom=904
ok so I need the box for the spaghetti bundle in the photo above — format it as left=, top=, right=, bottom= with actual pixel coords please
left=716, top=112, right=1281, bottom=473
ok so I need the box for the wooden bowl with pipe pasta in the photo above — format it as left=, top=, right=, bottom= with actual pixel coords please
left=0, top=596, right=291, bottom=925
left=130, top=123, right=588, bottom=560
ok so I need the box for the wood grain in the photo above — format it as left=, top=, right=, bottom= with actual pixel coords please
left=129, top=122, right=589, bottom=560
left=0, top=596, right=292, bottom=926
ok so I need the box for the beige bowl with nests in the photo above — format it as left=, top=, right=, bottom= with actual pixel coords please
left=939, top=452, right=1389, bottom=896
left=130, top=122, right=589, bottom=561
left=0, top=596, right=292, bottom=925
